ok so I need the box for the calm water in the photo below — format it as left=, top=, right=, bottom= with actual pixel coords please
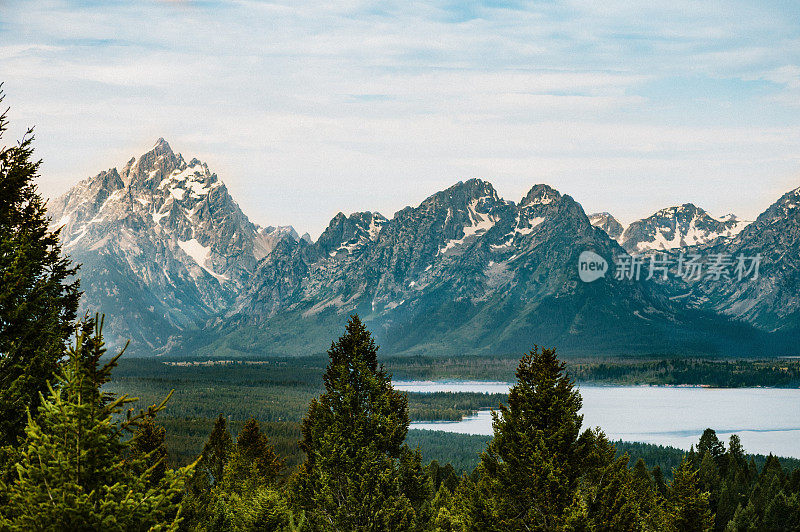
left=395, top=381, right=800, bottom=458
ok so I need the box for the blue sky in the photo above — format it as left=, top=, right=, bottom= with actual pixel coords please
left=2, top=0, right=800, bottom=236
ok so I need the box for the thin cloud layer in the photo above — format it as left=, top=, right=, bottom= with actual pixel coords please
left=1, top=0, right=799, bottom=236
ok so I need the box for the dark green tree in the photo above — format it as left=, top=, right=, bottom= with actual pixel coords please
left=130, top=414, right=168, bottom=486
left=225, top=417, right=283, bottom=489
left=293, top=314, right=417, bottom=530
left=202, top=418, right=291, bottom=531
left=0, top=317, right=193, bottom=531
left=698, top=429, right=726, bottom=474
left=652, top=465, right=668, bottom=499
left=580, top=431, right=644, bottom=531
left=669, top=456, right=714, bottom=532
left=0, top=92, right=80, bottom=452
left=471, top=346, right=592, bottom=530
left=180, top=414, right=233, bottom=530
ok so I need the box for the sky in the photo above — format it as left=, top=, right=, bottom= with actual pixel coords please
left=1, top=0, right=800, bottom=238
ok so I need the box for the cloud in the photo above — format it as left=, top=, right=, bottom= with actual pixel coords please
left=0, top=0, right=799, bottom=236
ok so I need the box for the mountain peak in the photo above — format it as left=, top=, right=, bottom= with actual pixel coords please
left=520, top=184, right=561, bottom=207
left=589, top=212, right=624, bottom=240
left=148, top=137, right=176, bottom=159
left=443, top=178, right=498, bottom=199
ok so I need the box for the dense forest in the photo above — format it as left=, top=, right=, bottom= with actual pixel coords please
left=2, top=97, right=800, bottom=530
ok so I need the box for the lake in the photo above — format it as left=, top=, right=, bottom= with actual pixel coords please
left=395, top=381, right=800, bottom=458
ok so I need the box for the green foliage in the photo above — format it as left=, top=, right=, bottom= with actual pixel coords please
left=293, top=314, right=419, bottom=530
left=0, top=317, right=193, bottom=531
left=225, top=417, right=284, bottom=490
left=131, top=415, right=169, bottom=486
left=472, top=346, right=591, bottom=529
left=668, top=457, right=714, bottom=532
left=571, top=359, right=800, bottom=387
left=184, top=416, right=293, bottom=531
left=0, top=93, right=80, bottom=453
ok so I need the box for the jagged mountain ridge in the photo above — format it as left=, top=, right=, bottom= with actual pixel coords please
left=195, top=180, right=756, bottom=358
left=50, top=139, right=797, bottom=357
left=687, top=186, right=800, bottom=336
left=619, top=203, right=749, bottom=253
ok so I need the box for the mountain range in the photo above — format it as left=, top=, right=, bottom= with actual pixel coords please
left=49, top=140, right=800, bottom=358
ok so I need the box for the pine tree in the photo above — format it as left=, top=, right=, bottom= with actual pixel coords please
left=698, top=429, right=726, bottom=474
left=652, top=465, right=668, bottom=498
left=130, top=415, right=169, bottom=486
left=472, top=346, right=592, bottom=530
left=0, top=91, right=80, bottom=451
left=201, top=418, right=291, bottom=531
left=698, top=452, right=721, bottom=512
left=0, top=317, right=193, bottom=531
left=225, top=417, right=283, bottom=490
left=669, top=456, right=714, bottom=532
left=201, top=414, right=233, bottom=487
left=180, top=414, right=233, bottom=530
left=293, top=314, right=416, bottom=530
left=580, top=431, right=642, bottom=531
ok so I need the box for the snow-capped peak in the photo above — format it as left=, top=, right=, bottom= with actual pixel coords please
left=520, top=184, right=561, bottom=207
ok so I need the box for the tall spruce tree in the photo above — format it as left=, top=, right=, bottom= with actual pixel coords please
left=0, top=316, right=193, bottom=531
left=669, top=456, right=714, bottom=532
left=225, top=417, right=283, bottom=490
left=293, top=315, right=417, bottom=530
left=130, top=415, right=168, bottom=487
left=0, top=91, right=80, bottom=450
left=472, top=346, right=592, bottom=530
left=180, top=414, right=234, bottom=531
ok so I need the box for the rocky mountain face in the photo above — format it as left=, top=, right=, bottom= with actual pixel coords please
left=50, top=140, right=798, bottom=358
left=193, top=180, right=749, bottom=358
left=589, top=212, right=624, bottom=240
left=619, top=204, right=749, bottom=253
left=49, top=139, right=300, bottom=350
left=687, top=186, right=800, bottom=337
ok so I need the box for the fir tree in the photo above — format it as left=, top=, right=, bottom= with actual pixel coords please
left=225, top=417, right=283, bottom=489
left=698, top=429, right=726, bottom=473
left=201, top=414, right=233, bottom=487
left=580, top=431, right=643, bottom=531
left=652, top=465, right=668, bottom=499
left=131, top=415, right=168, bottom=486
left=0, top=317, right=193, bottom=531
left=669, top=456, right=714, bottom=532
left=293, top=314, right=416, bottom=530
left=472, top=346, right=592, bottom=530
left=180, top=414, right=233, bottom=530
left=201, top=418, right=291, bottom=531
left=0, top=91, right=80, bottom=451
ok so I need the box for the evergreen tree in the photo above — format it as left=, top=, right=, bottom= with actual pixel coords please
left=0, top=92, right=80, bottom=452
left=225, top=417, right=283, bottom=489
left=761, top=490, right=800, bottom=531
left=131, top=414, right=168, bottom=486
left=293, top=315, right=416, bottom=530
left=202, top=418, right=291, bottom=531
left=669, top=456, right=714, bottom=532
left=580, top=431, right=643, bottom=531
left=201, top=414, right=234, bottom=487
left=652, top=465, right=668, bottom=498
left=726, top=435, right=747, bottom=473
left=699, top=451, right=722, bottom=520
left=0, top=317, right=193, bottom=531
left=471, top=346, right=592, bottom=530
left=180, top=414, right=233, bottom=530
left=633, top=458, right=653, bottom=490
left=698, top=429, right=725, bottom=463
